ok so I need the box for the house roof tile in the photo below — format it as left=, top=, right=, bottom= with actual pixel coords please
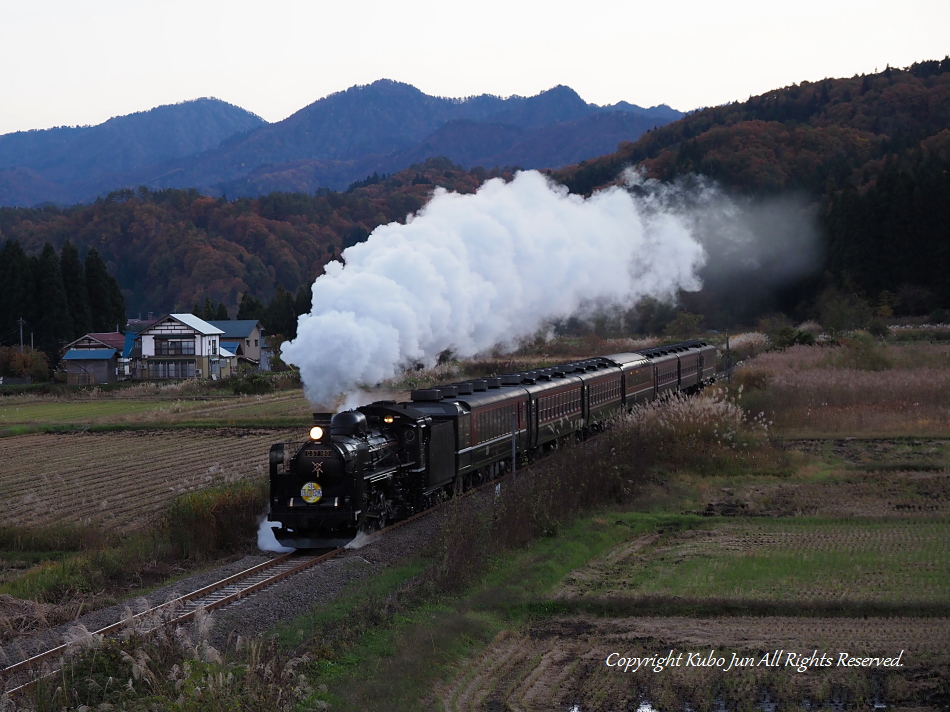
left=169, top=313, right=225, bottom=335
left=206, top=320, right=261, bottom=338
left=62, top=349, right=116, bottom=361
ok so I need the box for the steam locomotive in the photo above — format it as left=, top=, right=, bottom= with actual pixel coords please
left=268, top=340, right=717, bottom=548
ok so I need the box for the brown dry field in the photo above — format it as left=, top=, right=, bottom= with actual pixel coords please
left=695, top=442, right=950, bottom=520
left=0, top=428, right=298, bottom=531
left=735, top=342, right=950, bottom=436
left=438, top=616, right=949, bottom=712
left=439, top=432, right=950, bottom=711
left=436, top=343, right=950, bottom=710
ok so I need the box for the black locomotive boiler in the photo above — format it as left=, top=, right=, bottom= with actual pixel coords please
left=268, top=340, right=717, bottom=548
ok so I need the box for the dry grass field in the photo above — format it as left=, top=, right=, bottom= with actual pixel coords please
left=0, top=390, right=312, bottom=427
left=555, top=519, right=949, bottom=604
left=4, top=337, right=948, bottom=710
left=735, top=339, right=950, bottom=436
left=437, top=457, right=950, bottom=710
left=438, top=616, right=950, bottom=712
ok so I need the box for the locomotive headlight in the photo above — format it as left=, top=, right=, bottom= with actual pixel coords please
left=309, top=426, right=324, bottom=441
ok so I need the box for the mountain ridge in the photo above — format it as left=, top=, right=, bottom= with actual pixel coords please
left=0, top=98, right=265, bottom=186
left=0, top=80, right=682, bottom=206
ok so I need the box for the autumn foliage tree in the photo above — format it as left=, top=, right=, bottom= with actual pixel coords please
left=0, top=158, right=507, bottom=320
left=0, top=346, right=49, bottom=380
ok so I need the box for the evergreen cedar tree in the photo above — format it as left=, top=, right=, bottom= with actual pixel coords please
left=0, top=241, right=126, bottom=366
left=0, top=59, right=948, bottom=336
left=61, top=240, right=93, bottom=338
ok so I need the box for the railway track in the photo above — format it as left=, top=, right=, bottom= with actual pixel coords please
left=2, top=379, right=731, bottom=699
left=1, top=548, right=342, bottom=698
left=0, top=494, right=447, bottom=699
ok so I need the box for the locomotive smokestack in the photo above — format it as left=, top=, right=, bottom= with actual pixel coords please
left=282, top=170, right=709, bottom=408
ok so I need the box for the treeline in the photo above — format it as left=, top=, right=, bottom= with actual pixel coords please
left=824, top=142, right=950, bottom=309
left=556, top=58, right=950, bottom=195
left=0, top=240, right=125, bottom=363
left=0, top=237, right=309, bottom=373
left=0, top=158, right=507, bottom=319
left=190, top=285, right=310, bottom=343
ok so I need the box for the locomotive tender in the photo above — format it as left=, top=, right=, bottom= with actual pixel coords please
left=268, top=340, right=717, bottom=548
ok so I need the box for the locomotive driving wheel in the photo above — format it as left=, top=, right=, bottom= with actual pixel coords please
left=374, top=492, right=392, bottom=530
left=360, top=491, right=392, bottom=533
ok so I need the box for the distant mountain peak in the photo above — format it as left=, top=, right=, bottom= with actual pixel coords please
left=100, top=97, right=266, bottom=126
left=538, top=84, right=584, bottom=98
left=0, top=80, right=682, bottom=206
left=337, top=78, right=425, bottom=97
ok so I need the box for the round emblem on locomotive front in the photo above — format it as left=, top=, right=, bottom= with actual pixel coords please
left=301, top=482, right=323, bottom=503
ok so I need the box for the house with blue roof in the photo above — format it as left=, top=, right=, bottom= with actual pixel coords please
left=206, top=320, right=267, bottom=371
left=63, top=315, right=261, bottom=384
left=61, top=332, right=129, bottom=385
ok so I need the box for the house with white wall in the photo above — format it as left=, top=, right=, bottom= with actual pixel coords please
left=134, top=314, right=233, bottom=380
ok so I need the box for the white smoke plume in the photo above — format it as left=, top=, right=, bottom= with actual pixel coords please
left=282, top=170, right=708, bottom=409
left=623, top=168, right=821, bottom=285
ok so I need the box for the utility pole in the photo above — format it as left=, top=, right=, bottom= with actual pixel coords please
left=18, top=317, right=25, bottom=354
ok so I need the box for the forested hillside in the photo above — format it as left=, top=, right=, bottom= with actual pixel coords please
left=2, top=60, right=948, bottom=369
left=0, top=159, right=509, bottom=322
left=553, top=58, right=950, bottom=315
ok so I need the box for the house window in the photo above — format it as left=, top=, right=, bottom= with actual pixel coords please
left=155, top=339, right=195, bottom=356
left=246, top=339, right=251, bottom=347
left=150, top=360, right=196, bottom=379
left=210, top=339, right=218, bottom=355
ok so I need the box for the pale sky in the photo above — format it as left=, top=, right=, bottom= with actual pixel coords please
left=2, top=0, right=948, bottom=136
